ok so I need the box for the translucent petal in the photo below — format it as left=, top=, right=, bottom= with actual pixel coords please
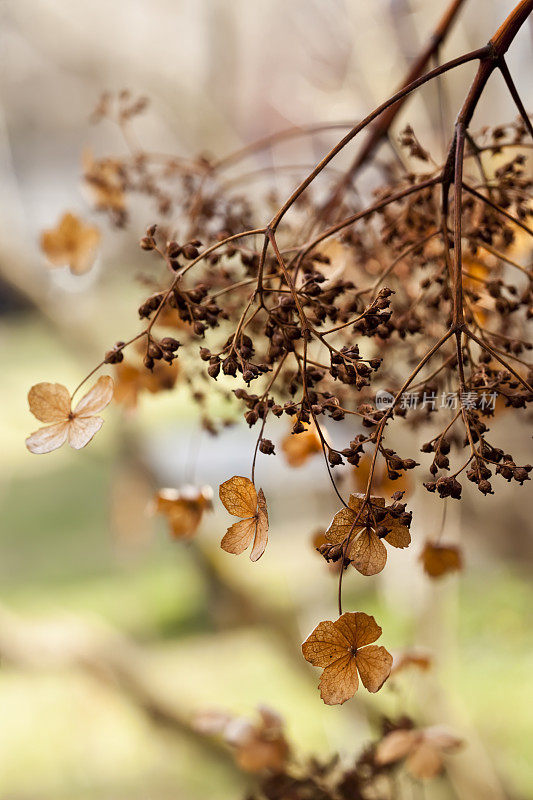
left=73, top=376, right=114, bottom=417
left=26, top=422, right=69, bottom=454
left=221, top=517, right=256, bottom=555
left=28, top=383, right=70, bottom=423
left=250, top=489, right=268, bottom=561
left=219, top=476, right=258, bottom=517
left=68, top=416, right=103, bottom=449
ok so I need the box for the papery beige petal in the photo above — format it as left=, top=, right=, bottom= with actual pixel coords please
left=28, top=383, right=70, bottom=423
left=423, top=726, right=462, bottom=751
left=73, top=375, right=114, bottom=417
left=375, top=730, right=420, bottom=765
left=67, top=416, right=103, bottom=449
left=26, top=422, right=69, bottom=454
left=219, top=476, right=258, bottom=518
left=318, top=653, right=359, bottom=705
left=250, top=488, right=268, bottom=561
left=406, top=741, right=443, bottom=779
left=40, top=229, right=67, bottom=267
left=304, top=613, right=391, bottom=702
left=351, top=529, right=387, bottom=575
left=193, top=710, right=233, bottom=736
left=221, top=517, right=257, bottom=555
left=355, top=644, right=393, bottom=692
left=221, top=717, right=255, bottom=747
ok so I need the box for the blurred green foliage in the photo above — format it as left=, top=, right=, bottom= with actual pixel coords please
left=1, top=315, right=532, bottom=799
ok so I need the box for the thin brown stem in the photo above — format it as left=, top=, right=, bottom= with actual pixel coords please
left=268, top=48, right=488, bottom=231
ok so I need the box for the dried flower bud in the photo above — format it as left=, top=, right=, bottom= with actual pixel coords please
left=259, top=439, right=275, bottom=455
left=161, top=337, right=181, bottom=352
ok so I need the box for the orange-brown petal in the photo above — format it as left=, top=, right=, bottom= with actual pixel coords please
left=221, top=517, right=257, bottom=555
left=420, top=542, right=462, bottom=578
left=301, top=620, right=351, bottom=668
left=219, top=476, right=258, bottom=518
left=383, top=516, right=411, bottom=549
left=318, top=653, right=359, bottom=705
left=351, top=529, right=387, bottom=575
left=325, top=507, right=362, bottom=546
left=355, top=644, right=393, bottom=692
left=339, top=611, right=383, bottom=649
left=28, top=382, right=70, bottom=423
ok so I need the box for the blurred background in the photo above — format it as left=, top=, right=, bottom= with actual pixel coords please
left=1, top=1, right=532, bottom=798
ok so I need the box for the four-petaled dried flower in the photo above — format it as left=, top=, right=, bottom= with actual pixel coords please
left=40, top=212, right=101, bottom=275
left=153, top=485, right=213, bottom=539
left=325, top=493, right=411, bottom=576
left=219, top=476, right=269, bottom=561
left=375, top=725, right=462, bottom=778
left=420, top=541, right=462, bottom=578
left=26, top=376, right=114, bottom=454
left=302, top=612, right=393, bottom=704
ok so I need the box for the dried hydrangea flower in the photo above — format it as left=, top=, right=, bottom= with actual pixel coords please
left=26, top=376, right=113, bottom=454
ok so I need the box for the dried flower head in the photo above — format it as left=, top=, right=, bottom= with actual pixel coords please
left=194, top=706, right=289, bottom=773
left=153, top=485, right=213, bottom=539
left=219, top=476, right=269, bottom=561
left=375, top=725, right=462, bottom=779
left=40, top=212, right=100, bottom=274
left=26, top=376, right=113, bottom=454
left=324, top=493, right=411, bottom=576
left=302, top=612, right=393, bottom=704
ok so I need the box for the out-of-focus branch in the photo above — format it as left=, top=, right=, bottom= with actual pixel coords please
left=0, top=603, right=239, bottom=771
left=320, top=0, right=468, bottom=218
